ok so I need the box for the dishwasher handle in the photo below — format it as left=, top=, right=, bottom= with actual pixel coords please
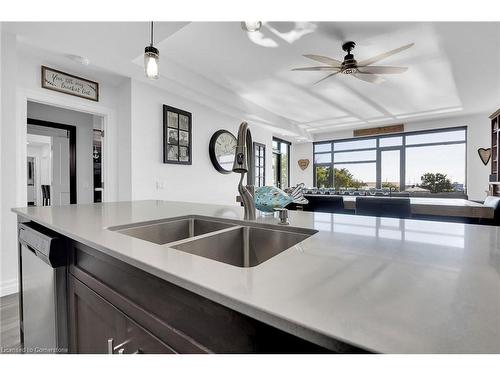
left=19, top=222, right=68, bottom=268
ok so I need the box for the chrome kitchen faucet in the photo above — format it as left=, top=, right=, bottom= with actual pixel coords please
left=232, top=121, right=256, bottom=220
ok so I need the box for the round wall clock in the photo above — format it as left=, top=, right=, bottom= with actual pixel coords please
left=209, top=130, right=237, bottom=174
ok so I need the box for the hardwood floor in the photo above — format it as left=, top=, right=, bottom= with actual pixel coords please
left=0, top=293, right=21, bottom=352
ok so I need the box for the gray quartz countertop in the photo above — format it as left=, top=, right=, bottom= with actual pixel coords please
left=12, top=200, right=500, bottom=353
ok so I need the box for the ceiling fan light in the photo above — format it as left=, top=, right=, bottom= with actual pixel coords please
left=241, top=21, right=262, bottom=32
left=144, top=45, right=159, bottom=80
left=342, top=68, right=357, bottom=75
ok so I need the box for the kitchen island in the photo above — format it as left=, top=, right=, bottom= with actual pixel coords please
left=12, top=200, right=500, bottom=353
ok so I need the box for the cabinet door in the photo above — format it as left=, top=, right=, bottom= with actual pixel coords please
left=68, top=276, right=175, bottom=354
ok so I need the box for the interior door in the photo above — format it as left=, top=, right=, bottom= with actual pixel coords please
left=51, top=135, right=71, bottom=205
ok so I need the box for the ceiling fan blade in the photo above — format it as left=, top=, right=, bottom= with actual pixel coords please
left=352, top=72, right=385, bottom=84
left=357, top=66, right=408, bottom=74
left=292, top=66, right=341, bottom=71
left=358, top=43, right=414, bottom=66
left=314, top=71, right=341, bottom=85
left=303, top=54, right=342, bottom=67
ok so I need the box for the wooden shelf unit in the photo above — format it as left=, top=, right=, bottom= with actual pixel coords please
left=490, top=108, right=500, bottom=196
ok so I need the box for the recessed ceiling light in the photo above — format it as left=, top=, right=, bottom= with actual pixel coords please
left=66, top=54, right=90, bottom=65
left=241, top=21, right=262, bottom=32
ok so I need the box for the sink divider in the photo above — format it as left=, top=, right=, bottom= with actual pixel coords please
left=162, top=225, right=245, bottom=249
left=188, top=219, right=194, bottom=238
left=243, top=227, right=250, bottom=268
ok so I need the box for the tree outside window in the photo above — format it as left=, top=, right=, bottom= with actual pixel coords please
left=334, top=168, right=367, bottom=190
left=418, top=172, right=453, bottom=193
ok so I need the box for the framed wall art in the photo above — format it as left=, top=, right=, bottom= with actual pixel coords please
left=41, top=66, right=99, bottom=101
left=163, top=105, right=192, bottom=165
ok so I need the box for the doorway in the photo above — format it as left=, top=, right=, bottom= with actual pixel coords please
left=25, top=101, right=107, bottom=206
left=93, top=129, right=104, bottom=203
left=27, top=119, right=77, bottom=206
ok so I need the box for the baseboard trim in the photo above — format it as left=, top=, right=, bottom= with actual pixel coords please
left=0, top=278, right=19, bottom=297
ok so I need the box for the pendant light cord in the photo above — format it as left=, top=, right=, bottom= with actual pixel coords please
left=150, top=21, right=154, bottom=47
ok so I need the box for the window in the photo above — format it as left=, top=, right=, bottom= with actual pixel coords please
left=254, top=142, right=266, bottom=187
left=313, top=127, right=467, bottom=194
left=272, top=137, right=290, bottom=189
left=334, top=150, right=376, bottom=163
left=405, top=143, right=466, bottom=192
left=405, top=129, right=465, bottom=145
left=315, top=165, right=332, bottom=188
left=334, top=138, right=376, bottom=151
left=333, top=163, right=376, bottom=189
left=380, top=149, right=401, bottom=191
left=379, top=136, right=403, bottom=147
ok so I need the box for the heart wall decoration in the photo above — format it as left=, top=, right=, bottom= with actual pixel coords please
left=478, top=148, right=491, bottom=166
left=298, top=159, right=310, bottom=170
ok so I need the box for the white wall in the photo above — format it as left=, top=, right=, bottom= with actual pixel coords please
left=0, top=37, right=276, bottom=296
left=1, top=31, right=18, bottom=296
left=291, top=142, right=313, bottom=188
left=116, top=79, right=132, bottom=201
left=291, top=113, right=491, bottom=201
left=27, top=102, right=96, bottom=205
left=129, top=80, right=274, bottom=205
left=0, top=35, right=121, bottom=296
left=14, top=46, right=121, bottom=204
left=0, top=27, right=4, bottom=298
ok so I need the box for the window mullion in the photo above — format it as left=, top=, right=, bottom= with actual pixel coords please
left=376, top=137, right=381, bottom=189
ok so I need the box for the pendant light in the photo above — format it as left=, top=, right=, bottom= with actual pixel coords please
left=144, top=21, right=159, bottom=79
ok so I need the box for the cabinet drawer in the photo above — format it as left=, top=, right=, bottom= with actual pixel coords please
left=68, top=276, right=175, bottom=354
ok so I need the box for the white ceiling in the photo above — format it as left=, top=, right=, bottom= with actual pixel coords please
left=4, top=21, right=500, bottom=140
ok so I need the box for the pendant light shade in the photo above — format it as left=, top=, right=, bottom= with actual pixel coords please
left=144, top=22, right=159, bottom=79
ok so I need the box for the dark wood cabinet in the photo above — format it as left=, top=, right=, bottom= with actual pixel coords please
left=67, top=240, right=361, bottom=354
left=68, top=276, right=175, bottom=354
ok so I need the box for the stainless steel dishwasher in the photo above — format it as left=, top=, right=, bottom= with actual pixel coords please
left=18, top=222, right=68, bottom=353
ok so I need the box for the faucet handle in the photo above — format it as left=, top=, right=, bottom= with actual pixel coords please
left=236, top=195, right=244, bottom=207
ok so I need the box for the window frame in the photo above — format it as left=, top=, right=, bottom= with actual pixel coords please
left=313, top=126, right=467, bottom=192
left=254, top=142, right=266, bottom=187
left=272, top=137, right=291, bottom=189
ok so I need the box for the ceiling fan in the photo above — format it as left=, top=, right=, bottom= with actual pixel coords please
left=292, top=41, right=414, bottom=84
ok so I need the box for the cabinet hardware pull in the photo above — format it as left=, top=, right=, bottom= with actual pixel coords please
left=107, top=338, right=114, bottom=354
left=107, top=338, right=137, bottom=354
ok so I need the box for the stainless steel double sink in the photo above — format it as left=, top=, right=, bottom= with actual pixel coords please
left=108, top=216, right=317, bottom=267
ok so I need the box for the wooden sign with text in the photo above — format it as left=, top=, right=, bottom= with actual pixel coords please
left=353, top=124, right=404, bottom=137
left=41, top=66, right=99, bottom=101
